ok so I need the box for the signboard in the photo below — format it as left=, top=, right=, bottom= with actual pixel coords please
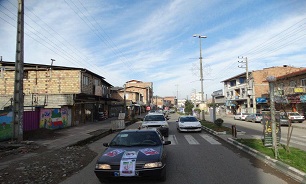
left=294, top=88, right=304, bottom=93
left=262, top=111, right=281, bottom=147
left=256, top=98, right=267, bottom=103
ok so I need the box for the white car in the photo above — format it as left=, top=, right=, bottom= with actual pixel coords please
left=142, top=113, right=169, bottom=137
left=234, top=112, right=249, bottom=121
left=287, top=112, right=305, bottom=123
left=176, top=115, right=202, bottom=132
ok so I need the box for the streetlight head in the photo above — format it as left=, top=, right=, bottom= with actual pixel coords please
left=193, top=34, right=198, bottom=37
left=200, top=36, right=207, bottom=38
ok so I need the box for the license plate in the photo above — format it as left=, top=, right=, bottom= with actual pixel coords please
left=114, top=171, right=139, bottom=177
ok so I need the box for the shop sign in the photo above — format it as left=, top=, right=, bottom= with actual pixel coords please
left=262, top=111, right=281, bottom=147
left=256, top=98, right=267, bottom=103
left=287, top=95, right=301, bottom=103
left=294, top=88, right=304, bottom=93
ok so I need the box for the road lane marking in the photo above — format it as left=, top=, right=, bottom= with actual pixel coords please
left=200, top=134, right=221, bottom=145
left=184, top=135, right=199, bottom=145
left=166, top=135, right=178, bottom=145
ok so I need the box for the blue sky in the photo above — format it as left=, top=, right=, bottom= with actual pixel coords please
left=1, top=0, right=306, bottom=100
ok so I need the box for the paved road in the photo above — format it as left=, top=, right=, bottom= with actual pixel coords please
left=61, top=113, right=299, bottom=184
left=219, top=115, right=306, bottom=151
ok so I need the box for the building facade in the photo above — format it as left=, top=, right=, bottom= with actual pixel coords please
left=274, top=68, right=306, bottom=116
left=0, top=61, right=114, bottom=127
left=222, top=65, right=305, bottom=114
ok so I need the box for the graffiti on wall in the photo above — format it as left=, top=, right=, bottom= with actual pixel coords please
left=40, top=107, right=68, bottom=129
left=0, top=111, right=13, bottom=141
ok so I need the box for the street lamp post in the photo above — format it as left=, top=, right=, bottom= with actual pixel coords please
left=193, top=34, right=207, bottom=120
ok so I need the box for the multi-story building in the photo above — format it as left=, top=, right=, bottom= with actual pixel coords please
left=222, top=65, right=305, bottom=114
left=0, top=61, right=113, bottom=128
left=274, top=68, right=306, bottom=115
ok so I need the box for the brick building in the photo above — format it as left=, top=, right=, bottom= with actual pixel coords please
left=274, top=68, right=306, bottom=115
left=0, top=61, right=114, bottom=127
left=222, top=65, right=305, bottom=114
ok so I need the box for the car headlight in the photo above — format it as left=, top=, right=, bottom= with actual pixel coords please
left=95, top=164, right=111, bottom=170
left=143, top=162, right=163, bottom=168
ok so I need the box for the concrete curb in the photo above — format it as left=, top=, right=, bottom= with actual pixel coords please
left=201, top=126, right=246, bottom=135
left=227, top=138, right=306, bottom=183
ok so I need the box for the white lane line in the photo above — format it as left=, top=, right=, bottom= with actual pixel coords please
left=200, top=134, right=221, bottom=145
left=184, top=135, right=199, bottom=145
left=166, top=135, right=178, bottom=145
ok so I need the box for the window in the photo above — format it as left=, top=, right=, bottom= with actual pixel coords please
left=83, top=76, right=89, bottom=85
left=227, top=92, right=230, bottom=97
left=278, top=83, right=284, bottom=90
left=230, top=80, right=236, bottom=87
left=230, top=91, right=233, bottom=96
left=94, top=79, right=99, bottom=86
left=239, top=77, right=246, bottom=84
left=289, top=80, right=296, bottom=88
left=301, top=78, right=306, bottom=87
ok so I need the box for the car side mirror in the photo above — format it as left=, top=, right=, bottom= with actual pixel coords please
left=103, top=143, right=110, bottom=147
left=164, top=140, right=171, bottom=145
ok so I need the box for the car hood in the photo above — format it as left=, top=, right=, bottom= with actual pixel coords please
left=96, top=146, right=163, bottom=164
left=179, top=121, right=201, bottom=126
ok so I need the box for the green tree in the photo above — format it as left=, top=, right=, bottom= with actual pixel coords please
left=184, top=100, right=194, bottom=115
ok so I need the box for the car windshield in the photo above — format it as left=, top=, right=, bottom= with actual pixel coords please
left=144, top=115, right=165, bottom=121
left=109, top=132, right=162, bottom=147
left=289, top=112, right=300, bottom=116
left=180, top=117, right=198, bottom=122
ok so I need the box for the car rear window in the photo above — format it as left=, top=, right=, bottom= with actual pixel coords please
left=180, top=117, right=198, bottom=122
left=144, top=115, right=165, bottom=121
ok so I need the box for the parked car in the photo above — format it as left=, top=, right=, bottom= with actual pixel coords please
left=234, top=112, right=249, bottom=120
left=245, top=113, right=262, bottom=123
left=279, top=114, right=290, bottom=126
left=94, top=129, right=171, bottom=182
left=142, top=113, right=169, bottom=137
left=287, top=112, right=305, bottom=123
left=176, top=115, right=202, bottom=132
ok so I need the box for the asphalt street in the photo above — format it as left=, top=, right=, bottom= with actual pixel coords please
left=60, top=113, right=300, bottom=184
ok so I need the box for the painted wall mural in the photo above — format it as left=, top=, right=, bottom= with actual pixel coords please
left=0, top=111, right=13, bottom=141
left=40, top=107, right=69, bottom=129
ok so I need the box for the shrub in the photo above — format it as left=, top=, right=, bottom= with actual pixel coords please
left=214, top=118, right=224, bottom=127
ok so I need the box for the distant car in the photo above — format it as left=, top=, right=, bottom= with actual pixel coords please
left=279, top=114, right=290, bottom=126
left=245, top=113, right=262, bottom=123
left=287, top=112, right=305, bottom=123
left=176, top=115, right=202, bottom=132
left=142, top=113, right=169, bottom=137
left=234, top=112, right=249, bottom=120
left=94, top=129, right=171, bottom=182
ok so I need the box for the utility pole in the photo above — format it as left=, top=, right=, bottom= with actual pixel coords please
left=175, top=84, right=178, bottom=107
left=193, top=34, right=207, bottom=120
left=238, top=56, right=250, bottom=113
left=267, top=76, right=278, bottom=159
left=12, top=0, right=24, bottom=141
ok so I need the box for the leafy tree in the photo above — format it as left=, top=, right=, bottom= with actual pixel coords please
left=184, top=100, right=194, bottom=115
